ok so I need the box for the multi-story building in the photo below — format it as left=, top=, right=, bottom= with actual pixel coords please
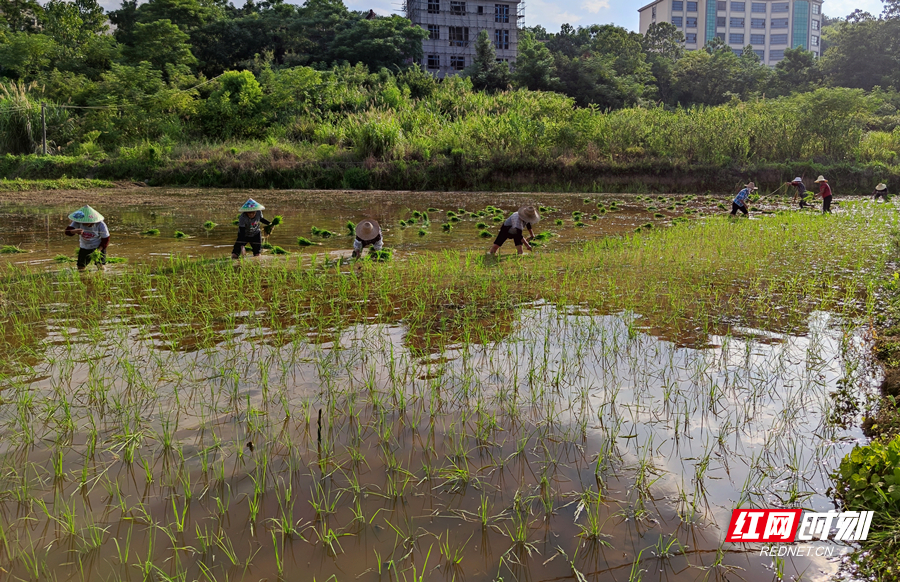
left=638, top=0, right=824, bottom=65
left=405, top=0, right=522, bottom=77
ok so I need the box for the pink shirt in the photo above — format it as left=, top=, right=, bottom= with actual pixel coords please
left=819, top=182, right=832, bottom=198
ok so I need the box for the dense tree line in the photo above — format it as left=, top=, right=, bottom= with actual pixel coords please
left=0, top=0, right=899, bottom=155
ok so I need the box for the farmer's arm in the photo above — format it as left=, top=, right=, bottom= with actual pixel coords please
left=98, top=236, right=110, bottom=251
left=65, top=225, right=81, bottom=236
left=527, top=227, right=536, bottom=241
left=260, top=217, right=271, bottom=225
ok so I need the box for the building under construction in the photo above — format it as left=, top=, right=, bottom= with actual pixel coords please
left=404, top=0, right=523, bottom=77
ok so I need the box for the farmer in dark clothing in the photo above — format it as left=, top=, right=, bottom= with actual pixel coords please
left=815, top=176, right=833, bottom=214
left=488, top=205, right=540, bottom=255
left=787, top=177, right=809, bottom=209
left=874, top=183, right=889, bottom=202
left=352, top=219, right=383, bottom=258
left=730, top=182, right=756, bottom=217
left=231, top=199, right=271, bottom=259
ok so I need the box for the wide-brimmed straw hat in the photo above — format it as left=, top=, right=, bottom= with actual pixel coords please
left=518, top=205, right=541, bottom=224
left=876, top=183, right=888, bottom=191
left=745, top=182, right=758, bottom=190
left=68, top=205, right=104, bottom=223
left=240, top=199, right=265, bottom=212
left=814, top=175, right=828, bottom=183
left=355, top=219, right=380, bottom=240
left=791, top=177, right=803, bottom=183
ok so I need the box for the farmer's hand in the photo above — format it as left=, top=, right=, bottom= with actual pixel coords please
left=72, top=228, right=84, bottom=235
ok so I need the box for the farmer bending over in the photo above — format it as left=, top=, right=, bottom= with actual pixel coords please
left=352, top=219, right=383, bottom=258
left=64, top=205, right=110, bottom=271
left=730, top=182, right=756, bottom=218
left=874, top=183, right=889, bottom=202
left=232, top=199, right=270, bottom=259
left=488, top=205, right=540, bottom=256
left=815, top=175, right=833, bottom=214
left=787, top=177, right=809, bottom=209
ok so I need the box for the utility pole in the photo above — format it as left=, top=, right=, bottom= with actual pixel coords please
left=41, top=102, right=47, bottom=155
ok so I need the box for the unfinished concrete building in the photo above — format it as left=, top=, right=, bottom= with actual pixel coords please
left=405, top=0, right=523, bottom=77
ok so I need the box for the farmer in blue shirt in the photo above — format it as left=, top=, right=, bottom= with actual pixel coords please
left=730, top=182, right=756, bottom=217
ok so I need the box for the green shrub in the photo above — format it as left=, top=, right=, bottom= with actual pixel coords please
left=342, top=167, right=371, bottom=189
left=833, top=436, right=900, bottom=515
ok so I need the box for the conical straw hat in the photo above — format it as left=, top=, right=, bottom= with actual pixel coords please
left=745, top=182, right=758, bottom=190
left=355, top=219, right=380, bottom=240
left=814, top=175, right=828, bottom=183
left=876, top=183, right=888, bottom=191
left=68, top=205, right=104, bottom=223
left=240, top=199, right=265, bottom=212
left=518, top=205, right=540, bottom=224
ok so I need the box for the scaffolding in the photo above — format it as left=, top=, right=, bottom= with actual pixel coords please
left=401, top=0, right=524, bottom=77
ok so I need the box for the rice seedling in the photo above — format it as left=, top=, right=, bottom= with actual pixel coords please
left=53, top=255, right=74, bottom=263
left=476, top=221, right=487, bottom=229
left=141, top=228, right=160, bottom=235
left=555, top=219, right=563, bottom=225
left=345, top=221, right=355, bottom=235
left=1, top=245, right=26, bottom=254
left=174, top=231, right=187, bottom=238
left=203, top=220, right=217, bottom=229
left=492, top=216, right=503, bottom=223
left=264, top=215, right=284, bottom=236
left=654, top=213, right=665, bottom=218
left=270, top=245, right=288, bottom=255
left=479, top=230, right=492, bottom=238
left=442, top=223, right=452, bottom=231
left=296, top=237, right=314, bottom=246
left=311, top=226, right=336, bottom=237
left=417, top=228, right=427, bottom=236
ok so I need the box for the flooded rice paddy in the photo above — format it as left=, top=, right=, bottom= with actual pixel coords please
left=0, top=190, right=894, bottom=582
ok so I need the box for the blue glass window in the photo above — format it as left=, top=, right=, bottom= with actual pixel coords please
left=730, top=33, right=744, bottom=44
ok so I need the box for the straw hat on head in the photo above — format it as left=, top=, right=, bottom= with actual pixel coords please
left=68, top=205, right=104, bottom=223
left=518, top=205, right=541, bottom=224
left=745, top=181, right=758, bottom=191
left=876, top=183, right=888, bottom=191
left=814, top=175, right=828, bottom=183
left=355, top=219, right=380, bottom=240
left=240, top=199, right=265, bottom=212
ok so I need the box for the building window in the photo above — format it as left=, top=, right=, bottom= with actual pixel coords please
left=450, top=55, right=465, bottom=70
left=477, top=5, right=483, bottom=13
left=652, top=5, right=657, bottom=20
left=686, top=16, right=697, bottom=27
left=494, top=29, right=509, bottom=49
left=811, top=19, right=819, bottom=30
left=731, top=1, right=745, bottom=11
left=449, top=26, right=469, bottom=46
left=686, top=32, right=698, bottom=42
left=812, top=3, right=820, bottom=14
left=770, top=49, right=784, bottom=60
left=495, top=3, right=509, bottom=22
left=450, top=1, right=466, bottom=15
left=771, top=18, right=788, bottom=28
left=754, top=49, right=765, bottom=59
left=730, top=33, right=744, bottom=44
left=687, top=1, right=698, bottom=11
left=672, top=1, right=684, bottom=10
left=751, top=18, right=766, bottom=28
left=428, top=0, right=439, bottom=13
left=771, top=2, right=789, bottom=12
left=672, top=16, right=683, bottom=26
left=427, top=24, right=439, bottom=40
left=427, top=55, right=440, bottom=69
left=751, top=2, right=766, bottom=12
left=811, top=35, right=819, bottom=46
left=730, top=17, right=744, bottom=26
left=717, top=16, right=726, bottom=27
left=750, top=33, right=765, bottom=44
left=717, top=1, right=726, bottom=10
left=791, top=0, right=809, bottom=49
left=715, top=32, right=725, bottom=40
left=770, top=33, right=788, bottom=43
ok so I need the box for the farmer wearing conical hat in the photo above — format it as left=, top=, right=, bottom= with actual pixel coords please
left=64, top=205, right=110, bottom=271
left=352, top=219, right=383, bottom=258
left=232, top=199, right=271, bottom=259
left=730, top=182, right=757, bottom=218
left=488, top=205, right=540, bottom=256
left=786, top=176, right=809, bottom=209
left=874, top=183, right=889, bottom=202
left=814, top=175, right=833, bottom=214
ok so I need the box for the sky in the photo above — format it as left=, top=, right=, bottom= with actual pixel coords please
left=92, top=0, right=887, bottom=31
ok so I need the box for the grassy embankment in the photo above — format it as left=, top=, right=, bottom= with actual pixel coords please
left=3, top=83, right=899, bottom=194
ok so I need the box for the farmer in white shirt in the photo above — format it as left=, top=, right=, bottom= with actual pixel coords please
left=487, top=206, right=540, bottom=256
left=64, top=205, right=110, bottom=271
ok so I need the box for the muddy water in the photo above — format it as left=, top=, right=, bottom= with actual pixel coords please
left=0, top=188, right=750, bottom=266
left=0, top=189, right=871, bottom=582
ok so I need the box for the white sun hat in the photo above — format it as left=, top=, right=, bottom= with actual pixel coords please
left=68, top=205, right=104, bottom=223
left=876, top=183, right=887, bottom=191
left=792, top=177, right=803, bottom=183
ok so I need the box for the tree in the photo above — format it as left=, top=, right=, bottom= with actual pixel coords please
left=772, top=47, right=822, bottom=95
left=201, top=70, right=265, bottom=138
left=123, top=19, right=197, bottom=75
left=820, top=17, right=899, bottom=90
left=329, top=15, right=427, bottom=71
left=514, top=30, right=558, bottom=91
left=464, top=29, right=510, bottom=92
left=0, top=0, right=43, bottom=33
left=0, top=32, right=57, bottom=78
left=642, top=23, right=684, bottom=104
